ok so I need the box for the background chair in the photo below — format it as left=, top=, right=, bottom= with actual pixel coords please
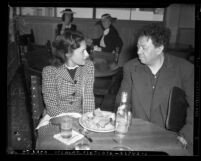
left=92, top=51, right=123, bottom=111
left=100, top=67, right=123, bottom=112
left=15, top=30, right=46, bottom=149
left=94, top=67, right=123, bottom=112
left=22, top=58, right=45, bottom=149
left=30, top=75, right=45, bottom=147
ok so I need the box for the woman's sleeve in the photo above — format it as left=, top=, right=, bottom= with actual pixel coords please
left=72, top=24, right=77, bottom=31
left=83, top=61, right=95, bottom=113
left=104, top=28, right=123, bottom=52
left=42, top=66, right=59, bottom=117
left=92, top=37, right=101, bottom=46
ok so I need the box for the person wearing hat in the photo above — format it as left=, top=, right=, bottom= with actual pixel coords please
left=55, top=9, right=77, bottom=39
left=91, top=13, right=123, bottom=53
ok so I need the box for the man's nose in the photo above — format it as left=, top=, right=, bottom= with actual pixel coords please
left=137, top=47, right=142, bottom=55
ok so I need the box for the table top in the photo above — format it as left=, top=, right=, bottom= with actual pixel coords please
left=95, top=65, right=120, bottom=77
left=92, top=51, right=116, bottom=61
left=36, top=118, right=190, bottom=156
left=92, top=51, right=120, bottom=77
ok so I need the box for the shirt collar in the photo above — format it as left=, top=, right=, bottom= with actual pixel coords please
left=65, top=24, right=72, bottom=29
left=103, top=28, right=110, bottom=35
left=65, top=64, right=79, bottom=70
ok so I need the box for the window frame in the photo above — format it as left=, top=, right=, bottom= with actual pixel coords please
left=15, top=7, right=166, bottom=22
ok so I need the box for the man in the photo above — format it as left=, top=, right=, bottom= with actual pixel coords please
left=116, top=23, right=194, bottom=154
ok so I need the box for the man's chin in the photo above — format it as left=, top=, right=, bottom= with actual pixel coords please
left=138, top=58, right=145, bottom=64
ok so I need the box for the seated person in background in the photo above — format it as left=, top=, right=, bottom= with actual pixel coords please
left=55, top=8, right=77, bottom=40
left=89, top=13, right=123, bottom=53
left=116, top=23, right=194, bottom=154
left=42, top=30, right=95, bottom=117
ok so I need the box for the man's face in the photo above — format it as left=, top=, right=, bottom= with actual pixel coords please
left=137, top=36, right=163, bottom=66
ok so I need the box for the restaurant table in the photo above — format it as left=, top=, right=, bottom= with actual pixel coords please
left=36, top=118, right=191, bottom=156
left=91, top=51, right=120, bottom=77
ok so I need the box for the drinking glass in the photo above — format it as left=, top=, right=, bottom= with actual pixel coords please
left=60, top=116, right=73, bottom=139
left=74, top=139, right=90, bottom=150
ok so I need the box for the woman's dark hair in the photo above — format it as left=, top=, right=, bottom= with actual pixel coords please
left=51, top=30, right=85, bottom=67
left=138, top=23, right=171, bottom=52
left=61, top=13, right=73, bottom=22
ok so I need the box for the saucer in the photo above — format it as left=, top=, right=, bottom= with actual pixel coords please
left=53, top=130, right=84, bottom=145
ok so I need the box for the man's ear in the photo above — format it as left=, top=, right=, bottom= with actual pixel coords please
left=156, top=45, right=164, bottom=55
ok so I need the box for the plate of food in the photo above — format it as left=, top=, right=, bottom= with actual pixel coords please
left=79, top=108, right=115, bottom=132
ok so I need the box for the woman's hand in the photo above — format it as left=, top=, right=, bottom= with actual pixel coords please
left=94, top=45, right=102, bottom=51
left=86, top=38, right=93, bottom=46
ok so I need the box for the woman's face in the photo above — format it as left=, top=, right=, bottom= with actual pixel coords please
left=64, top=14, right=72, bottom=24
left=101, top=18, right=111, bottom=29
left=67, top=40, right=89, bottom=66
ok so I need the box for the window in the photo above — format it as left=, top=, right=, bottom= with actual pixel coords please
left=21, top=7, right=55, bottom=17
left=56, top=7, right=93, bottom=18
left=17, top=7, right=164, bottom=21
left=16, top=7, right=20, bottom=15
left=131, top=8, right=164, bottom=21
left=96, top=8, right=131, bottom=20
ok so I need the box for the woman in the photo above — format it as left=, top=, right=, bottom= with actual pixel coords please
left=92, top=13, right=123, bottom=53
left=55, top=9, right=77, bottom=39
left=42, top=30, right=95, bottom=117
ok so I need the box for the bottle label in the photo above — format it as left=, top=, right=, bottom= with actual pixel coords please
left=121, top=92, right=128, bottom=103
left=115, top=116, right=128, bottom=134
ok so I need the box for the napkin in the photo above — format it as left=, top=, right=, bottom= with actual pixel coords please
left=53, top=130, right=84, bottom=145
left=36, top=112, right=82, bottom=130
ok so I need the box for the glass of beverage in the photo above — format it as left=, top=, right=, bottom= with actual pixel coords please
left=113, top=116, right=128, bottom=146
left=60, top=116, right=73, bottom=139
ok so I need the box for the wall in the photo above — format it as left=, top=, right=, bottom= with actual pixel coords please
left=16, top=4, right=195, bottom=66
left=165, top=4, right=195, bottom=46
left=7, top=42, right=20, bottom=86
left=17, top=16, right=156, bottom=66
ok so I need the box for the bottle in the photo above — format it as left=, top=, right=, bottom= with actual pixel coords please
left=115, top=92, right=132, bottom=138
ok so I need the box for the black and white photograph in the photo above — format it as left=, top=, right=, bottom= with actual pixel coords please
left=7, top=2, right=200, bottom=156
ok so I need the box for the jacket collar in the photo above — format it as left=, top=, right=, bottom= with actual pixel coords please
left=56, top=64, right=82, bottom=83
left=135, top=53, right=173, bottom=72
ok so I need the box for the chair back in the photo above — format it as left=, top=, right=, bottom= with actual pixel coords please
left=30, top=75, right=45, bottom=137
left=17, top=48, right=45, bottom=149
left=101, top=67, right=123, bottom=112
left=24, top=63, right=45, bottom=149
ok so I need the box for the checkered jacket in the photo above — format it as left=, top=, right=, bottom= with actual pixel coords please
left=42, top=60, right=95, bottom=117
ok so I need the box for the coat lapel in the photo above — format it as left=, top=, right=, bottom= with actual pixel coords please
left=74, top=66, right=82, bottom=83
left=56, top=64, right=74, bottom=83
left=132, top=65, right=153, bottom=119
left=151, top=55, right=175, bottom=111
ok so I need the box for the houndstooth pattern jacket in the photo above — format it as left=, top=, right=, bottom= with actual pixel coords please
left=42, top=60, right=95, bottom=117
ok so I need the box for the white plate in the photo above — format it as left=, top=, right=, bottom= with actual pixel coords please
left=79, top=111, right=115, bottom=133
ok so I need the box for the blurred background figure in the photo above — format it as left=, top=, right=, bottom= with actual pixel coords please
left=55, top=8, right=77, bottom=40
left=88, top=13, right=123, bottom=54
